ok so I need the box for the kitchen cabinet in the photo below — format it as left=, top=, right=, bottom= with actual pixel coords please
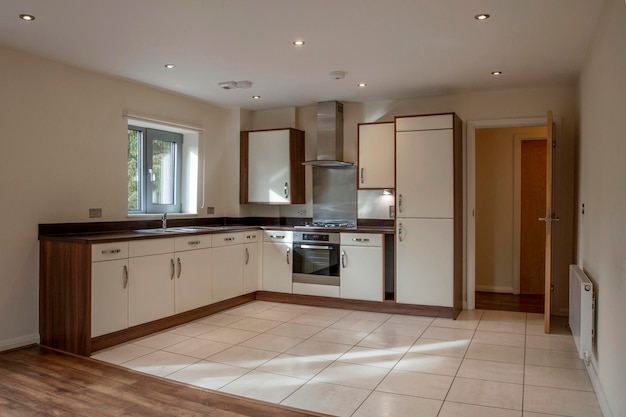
left=358, top=122, right=395, bottom=189
left=396, top=129, right=454, bottom=218
left=396, top=219, right=453, bottom=306
left=174, top=235, right=213, bottom=313
left=340, top=233, right=384, bottom=302
left=243, top=232, right=260, bottom=293
left=395, top=113, right=462, bottom=317
left=240, top=128, right=305, bottom=204
left=212, top=232, right=244, bottom=302
left=262, top=230, right=293, bottom=293
left=91, top=242, right=129, bottom=338
left=128, top=238, right=176, bottom=327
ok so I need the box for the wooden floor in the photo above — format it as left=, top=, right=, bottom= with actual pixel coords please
left=0, top=345, right=328, bottom=417
left=475, top=291, right=544, bottom=314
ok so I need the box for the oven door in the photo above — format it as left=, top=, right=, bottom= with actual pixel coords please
left=292, top=242, right=340, bottom=286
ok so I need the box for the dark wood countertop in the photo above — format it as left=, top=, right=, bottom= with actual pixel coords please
left=39, top=224, right=394, bottom=244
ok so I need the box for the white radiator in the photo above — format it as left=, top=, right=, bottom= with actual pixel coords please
left=569, top=265, right=594, bottom=363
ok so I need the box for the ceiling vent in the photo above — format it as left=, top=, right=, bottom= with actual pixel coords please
left=218, top=80, right=253, bottom=90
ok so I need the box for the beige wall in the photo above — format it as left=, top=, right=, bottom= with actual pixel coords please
left=474, top=126, right=548, bottom=293
left=0, top=45, right=229, bottom=349
left=578, top=0, right=626, bottom=414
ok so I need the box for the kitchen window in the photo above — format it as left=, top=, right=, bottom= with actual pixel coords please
left=128, top=126, right=183, bottom=214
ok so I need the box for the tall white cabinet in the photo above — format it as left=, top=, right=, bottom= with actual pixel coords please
left=395, top=113, right=462, bottom=317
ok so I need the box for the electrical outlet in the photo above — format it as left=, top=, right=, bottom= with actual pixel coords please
left=89, top=208, right=102, bottom=218
left=296, top=209, right=306, bottom=216
left=389, top=205, right=395, bottom=218
left=207, top=206, right=215, bottom=214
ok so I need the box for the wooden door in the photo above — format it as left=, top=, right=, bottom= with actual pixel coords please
left=542, top=111, right=556, bottom=333
left=520, top=139, right=547, bottom=294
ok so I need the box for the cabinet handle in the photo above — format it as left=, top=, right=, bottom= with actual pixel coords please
left=341, top=251, right=347, bottom=268
left=187, top=240, right=201, bottom=246
left=245, top=247, right=250, bottom=265
left=352, top=238, right=370, bottom=243
left=286, top=248, right=290, bottom=265
left=398, top=194, right=403, bottom=213
left=360, top=167, right=365, bottom=184
left=284, top=182, right=289, bottom=198
left=123, top=265, right=128, bottom=289
left=398, top=223, right=403, bottom=242
left=102, top=249, right=121, bottom=255
left=224, top=237, right=235, bottom=241
left=269, top=235, right=285, bottom=239
left=177, top=257, right=182, bottom=278
left=170, top=258, right=175, bottom=280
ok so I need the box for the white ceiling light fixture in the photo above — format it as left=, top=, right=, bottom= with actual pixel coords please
left=475, top=13, right=490, bottom=20
left=252, top=95, right=261, bottom=99
left=164, top=64, right=176, bottom=69
left=491, top=70, right=503, bottom=75
left=329, top=71, right=346, bottom=80
left=358, top=82, right=367, bottom=87
left=292, top=40, right=305, bottom=46
left=20, top=14, right=35, bottom=21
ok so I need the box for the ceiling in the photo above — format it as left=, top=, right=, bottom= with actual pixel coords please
left=0, top=0, right=604, bottom=111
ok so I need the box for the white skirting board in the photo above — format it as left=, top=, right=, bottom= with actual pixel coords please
left=587, top=357, right=615, bottom=417
left=0, top=333, right=40, bottom=353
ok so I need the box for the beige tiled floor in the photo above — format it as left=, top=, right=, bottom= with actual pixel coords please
left=92, top=301, right=603, bottom=417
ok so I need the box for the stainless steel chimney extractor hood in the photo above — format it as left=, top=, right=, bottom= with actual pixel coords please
left=302, top=101, right=354, bottom=167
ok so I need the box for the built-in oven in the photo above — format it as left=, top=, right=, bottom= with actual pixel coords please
left=292, top=232, right=340, bottom=286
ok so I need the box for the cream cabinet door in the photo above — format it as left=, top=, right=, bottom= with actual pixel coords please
left=396, top=218, right=453, bottom=307
left=248, top=130, right=291, bottom=203
left=243, top=242, right=260, bottom=293
left=128, top=253, right=175, bottom=326
left=396, top=129, right=454, bottom=218
left=91, top=259, right=128, bottom=337
left=262, top=242, right=292, bottom=293
left=340, top=246, right=383, bottom=302
left=175, top=247, right=213, bottom=313
left=212, top=245, right=244, bottom=302
left=358, top=122, right=395, bottom=189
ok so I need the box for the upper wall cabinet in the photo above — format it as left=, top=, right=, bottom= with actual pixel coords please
left=240, top=128, right=305, bottom=204
left=358, top=122, right=395, bottom=189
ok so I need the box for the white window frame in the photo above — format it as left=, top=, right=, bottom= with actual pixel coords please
left=126, top=117, right=201, bottom=216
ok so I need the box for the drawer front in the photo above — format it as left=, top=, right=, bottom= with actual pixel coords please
left=340, top=233, right=382, bottom=247
left=396, top=114, right=453, bottom=132
left=212, top=232, right=243, bottom=247
left=129, top=238, right=175, bottom=257
left=263, top=230, right=293, bottom=243
left=242, top=231, right=260, bottom=243
left=174, top=234, right=212, bottom=251
left=92, top=242, right=129, bottom=262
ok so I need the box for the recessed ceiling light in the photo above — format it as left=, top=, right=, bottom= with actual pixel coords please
left=252, top=95, right=261, bottom=100
left=19, top=14, right=35, bottom=21
left=358, top=83, right=367, bottom=88
left=292, top=40, right=305, bottom=46
left=491, top=71, right=502, bottom=76
left=164, top=64, right=176, bottom=69
left=475, top=13, right=490, bottom=20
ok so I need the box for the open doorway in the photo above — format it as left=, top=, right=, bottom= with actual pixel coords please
left=467, top=117, right=550, bottom=313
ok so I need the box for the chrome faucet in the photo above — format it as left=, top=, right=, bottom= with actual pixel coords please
left=162, top=213, right=167, bottom=229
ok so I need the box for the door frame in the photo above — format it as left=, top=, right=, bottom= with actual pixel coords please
left=466, top=116, right=558, bottom=310
left=513, top=134, right=547, bottom=295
